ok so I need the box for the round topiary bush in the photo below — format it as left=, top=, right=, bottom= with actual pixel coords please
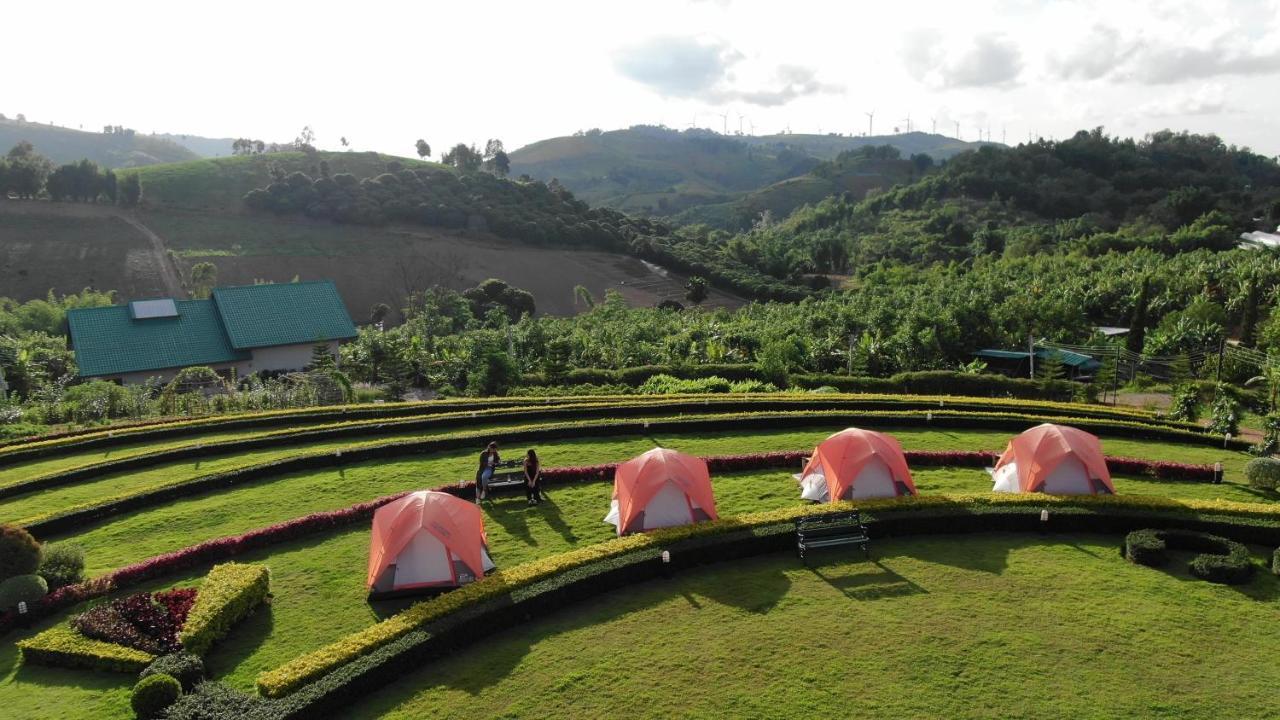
left=1245, top=457, right=1280, bottom=490
left=37, top=542, right=86, bottom=590
left=140, top=652, right=205, bottom=691
left=0, top=573, right=48, bottom=611
left=1124, top=528, right=1255, bottom=584
left=0, top=524, right=41, bottom=580
left=131, top=673, right=181, bottom=719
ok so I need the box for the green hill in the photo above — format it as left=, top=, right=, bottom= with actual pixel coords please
left=508, top=126, right=991, bottom=223
left=127, top=151, right=436, bottom=210
left=153, top=133, right=239, bottom=158
left=0, top=118, right=198, bottom=168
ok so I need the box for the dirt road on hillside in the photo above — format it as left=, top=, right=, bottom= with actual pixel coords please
left=118, top=213, right=184, bottom=298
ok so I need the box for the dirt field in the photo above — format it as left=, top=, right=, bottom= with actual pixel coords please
left=0, top=204, right=744, bottom=322
left=0, top=203, right=170, bottom=301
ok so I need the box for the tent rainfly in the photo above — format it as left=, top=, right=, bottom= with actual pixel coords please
left=603, top=448, right=718, bottom=536
left=367, top=490, right=495, bottom=598
left=797, top=428, right=917, bottom=502
left=991, top=423, right=1115, bottom=495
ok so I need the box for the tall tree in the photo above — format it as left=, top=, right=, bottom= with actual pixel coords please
left=491, top=150, right=510, bottom=177
left=189, top=262, right=218, bottom=299
left=1126, top=276, right=1151, bottom=355
left=1240, top=274, right=1262, bottom=347
left=415, top=139, right=431, bottom=160
left=442, top=143, right=482, bottom=172
left=119, top=174, right=142, bottom=207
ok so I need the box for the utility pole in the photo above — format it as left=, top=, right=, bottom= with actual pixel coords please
left=1216, top=337, right=1226, bottom=383
left=1028, top=335, right=1036, bottom=379
left=848, top=334, right=855, bottom=375
left=1110, top=346, right=1120, bottom=406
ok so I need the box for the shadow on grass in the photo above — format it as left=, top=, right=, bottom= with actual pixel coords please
left=204, top=602, right=275, bottom=680
left=484, top=499, right=534, bottom=547
left=806, top=558, right=927, bottom=601
left=692, top=563, right=792, bottom=613
left=535, top=494, right=579, bottom=545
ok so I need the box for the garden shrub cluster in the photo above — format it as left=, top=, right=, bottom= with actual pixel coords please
left=17, top=625, right=155, bottom=672
left=158, top=680, right=265, bottom=720
left=179, top=563, right=270, bottom=656
left=1124, top=528, right=1256, bottom=584
left=0, top=574, right=48, bottom=611
left=37, top=542, right=86, bottom=589
left=131, top=673, right=181, bottom=719
left=0, top=524, right=42, bottom=579
left=139, top=652, right=205, bottom=691
left=71, top=588, right=197, bottom=655
left=1245, top=457, right=1280, bottom=490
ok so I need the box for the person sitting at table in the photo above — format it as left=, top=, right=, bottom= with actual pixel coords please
left=524, top=448, right=543, bottom=505
left=476, top=441, right=500, bottom=501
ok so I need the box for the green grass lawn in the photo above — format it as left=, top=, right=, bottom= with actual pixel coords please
left=347, top=534, right=1280, bottom=720
left=1, top=425, right=1272, bottom=719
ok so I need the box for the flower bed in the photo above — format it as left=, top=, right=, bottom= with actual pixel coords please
left=71, top=588, right=195, bottom=655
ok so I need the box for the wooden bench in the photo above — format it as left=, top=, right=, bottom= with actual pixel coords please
left=795, top=510, right=870, bottom=561
left=476, top=459, right=527, bottom=501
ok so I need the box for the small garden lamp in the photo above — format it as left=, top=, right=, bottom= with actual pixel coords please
left=1214, top=461, right=1223, bottom=484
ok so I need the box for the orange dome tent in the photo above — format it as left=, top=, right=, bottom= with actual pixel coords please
left=798, top=428, right=917, bottom=502
left=991, top=423, right=1115, bottom=495
left=603, top=448, right=718, bottom=536
left=367, top=490, right=495, bottom=598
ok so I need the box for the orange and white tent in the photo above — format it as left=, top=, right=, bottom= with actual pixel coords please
left=603, top=448, right=718, bottom=536
left=367, top=490, right=495, bottom=598
left=797, top=428, right=917, bottom=502
left=991, top=423, right=1115, bottom=495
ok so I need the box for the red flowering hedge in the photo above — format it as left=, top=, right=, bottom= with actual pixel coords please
left=0, top=449, right=1216, bottom=637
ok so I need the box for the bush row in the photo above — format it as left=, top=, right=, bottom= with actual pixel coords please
left=17, top=624, right=156, bottom=673
left=0, top=392, right=1183, bottom=493
left=180, top=563, right=271, bottom=656
left=20, top=408, right=1225, bottom=538
left=519, top=367, right=1087, bottom=400
left=256, top=493, right=1280, bottom=708
left=1124, top=528, right=1256, bottom=584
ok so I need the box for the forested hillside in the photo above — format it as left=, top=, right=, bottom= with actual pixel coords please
left=508, top=126, right=988, bottom=221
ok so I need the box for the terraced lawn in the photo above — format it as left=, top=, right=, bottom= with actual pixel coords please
left=0, top=423, right=1270, bottom=720
left=347, top=534, right=1280, bottom=720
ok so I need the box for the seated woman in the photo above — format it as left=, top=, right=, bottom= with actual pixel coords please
left=524, top=449, right=543, bottom=505
left=476, top=441, right=500, bottom=501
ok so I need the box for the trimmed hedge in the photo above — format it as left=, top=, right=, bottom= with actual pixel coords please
left=179, top=563, right=271, bottom=656
left=140, top=652, right=205, bottom=691
left=16, top=409, right=1232, bottom=536
left=1124, top=528, right=1256, bottom=584
left=163, top=681, right=265, bottom=720
left=18, top=624, right=155, bottom=672
left=132, top=673, right=182, bottom=719
left=0, top=524, right=42, bottom=579
left=0, top=394, right=1189, bottom=502
left=257, top=492, right=1280, bottom=700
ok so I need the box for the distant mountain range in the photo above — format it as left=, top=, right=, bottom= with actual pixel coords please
left=509, top=125, right=996, bottom=227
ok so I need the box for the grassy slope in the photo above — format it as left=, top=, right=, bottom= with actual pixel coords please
left=0, top=119, right=198, bottom=168
left=349, top=534, right=1280, bottom=720
left=126, top=151, right=439, bottom=210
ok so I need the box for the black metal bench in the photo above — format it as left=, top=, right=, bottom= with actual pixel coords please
left=795, top=510, right=870, bottom=561
left=476, top=459, right=526, bottom=501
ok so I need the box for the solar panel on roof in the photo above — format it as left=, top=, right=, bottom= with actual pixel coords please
left=129, top=299, right=179, bottom=320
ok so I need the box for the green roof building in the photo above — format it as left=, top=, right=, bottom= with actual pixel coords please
left=68, top=281, right=358, bottom=383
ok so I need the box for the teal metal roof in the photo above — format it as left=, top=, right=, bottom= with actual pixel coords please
left=212, top=281, right=357, bottom=349
left=974, top=348, right=1102, bottom=371
left=68, top=300, right=249, bottom=378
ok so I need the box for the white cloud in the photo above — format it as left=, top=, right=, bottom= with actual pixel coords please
left=903, top=31, right=1023, bottom=88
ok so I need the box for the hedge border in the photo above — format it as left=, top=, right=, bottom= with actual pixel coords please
left=1123, top=528, right=1256, bottom=584
left=16, top=417, right=1222, bottom=539
left=7, top=406, right=1236, bottom=522
left=254, top=497, right=1280, bottom=713
left=0, top=393, right=1186, bottom=480
left=17, top=624, right=156, bottom=673
left=0, top=447, right=1225, bottom=640
left=179, top=563, right=271, bottom=656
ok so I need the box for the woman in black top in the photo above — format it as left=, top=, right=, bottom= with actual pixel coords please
left=524, top=449, right=543, bottom=505
left=476, top=441, right=499, bottom=501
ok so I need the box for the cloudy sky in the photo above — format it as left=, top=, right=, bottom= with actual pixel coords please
left=8, top=0, right=1280, bottom=155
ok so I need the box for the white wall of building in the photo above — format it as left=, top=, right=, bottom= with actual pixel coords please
left=108, top=340, right=340, bottom=385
